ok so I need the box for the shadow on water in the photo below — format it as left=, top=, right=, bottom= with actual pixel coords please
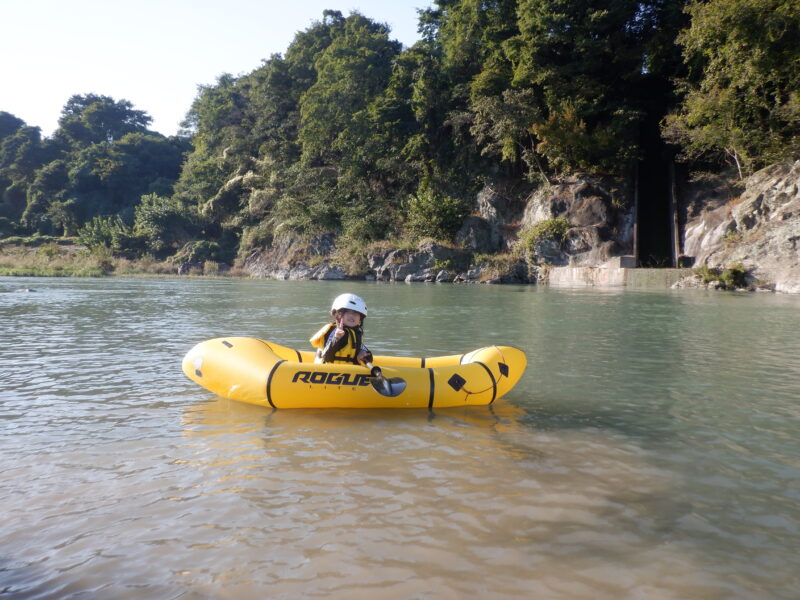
left=514, top=394, right=680, bottom=443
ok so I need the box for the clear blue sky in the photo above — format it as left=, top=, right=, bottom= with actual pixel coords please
left=1, top=0, right=432, bottom=137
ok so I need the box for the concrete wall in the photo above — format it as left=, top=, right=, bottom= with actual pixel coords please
left=548, top=267, right=693, bottom=289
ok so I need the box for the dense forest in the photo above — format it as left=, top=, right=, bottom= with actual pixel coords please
left=1, top=0, right=797, bottom=268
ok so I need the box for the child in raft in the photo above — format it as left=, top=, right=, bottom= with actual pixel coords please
left=310, top=293, right=373, bottom=365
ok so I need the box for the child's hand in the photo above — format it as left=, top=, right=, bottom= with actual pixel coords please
left=334, top=326, right=345, bottom=339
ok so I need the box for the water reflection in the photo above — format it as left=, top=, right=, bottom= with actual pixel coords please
left=182, top=398, right=539, bottom=464
left=174, top=399, right=752, bottom=599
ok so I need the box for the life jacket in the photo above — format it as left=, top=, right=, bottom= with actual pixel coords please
left=310, top=323, right=364, bottom=364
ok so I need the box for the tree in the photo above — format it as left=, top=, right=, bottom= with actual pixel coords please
left=55, top=94, right=152, bottom=148
left=0, top=112, right=26, bottom=141
left=67, top=132, right=187, bottom=223
left=664, top=0, right=800, bottom=177
left=423, top=0, right=687, bottom=177
left=133, top=193, right=199, bottom=257
left=298, top=13, right=402, bottom=166
left=21, top=160, right=70, bottom=233
left=0, top=125, right=47, bottom=180
left=1, top=125, right=52, bottom=227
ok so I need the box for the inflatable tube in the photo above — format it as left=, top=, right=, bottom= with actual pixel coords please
left=182, top=337, right=527, bottom=409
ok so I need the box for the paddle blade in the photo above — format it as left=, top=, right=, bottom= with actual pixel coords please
left=371, top=375, right=406, bottom=397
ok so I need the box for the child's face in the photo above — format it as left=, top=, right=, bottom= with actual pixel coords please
left=337, top=309, right=362, bottom=328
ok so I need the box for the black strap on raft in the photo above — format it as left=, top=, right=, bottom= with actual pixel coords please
left=266, top=360, right=286, bottom=408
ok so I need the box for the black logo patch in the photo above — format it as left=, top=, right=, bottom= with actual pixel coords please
left=448, top=374, right=467, bottom=391
left=292, top=371, right=372, bottom=387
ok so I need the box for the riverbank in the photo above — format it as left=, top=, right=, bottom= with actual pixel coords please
left=0, top=240, right=759, bottom=293
left=0, top=238, right=248, bottom=278
left=4, top=161, right=798, bottom=292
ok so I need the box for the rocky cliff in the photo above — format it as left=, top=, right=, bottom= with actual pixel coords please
left=243, top=176, right=634, bottom=284
left=243, top=160, right=800, bottom=293
left=681, top=160, right=800, bottom=293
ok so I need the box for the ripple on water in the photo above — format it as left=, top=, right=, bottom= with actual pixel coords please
left=1, top=279, right=800, bottom=598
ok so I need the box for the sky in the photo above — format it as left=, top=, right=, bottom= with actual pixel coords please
left=1, top=0, right=433, bottom=137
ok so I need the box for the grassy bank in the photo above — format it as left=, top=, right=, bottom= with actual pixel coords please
left=0, top=238, right=246, bottom=278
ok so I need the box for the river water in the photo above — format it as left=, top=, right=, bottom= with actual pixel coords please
left=1, top=277, right=799, bottom=599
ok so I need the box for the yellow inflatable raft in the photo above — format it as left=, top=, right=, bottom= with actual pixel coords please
left=182, top=337, right=527, bottom=409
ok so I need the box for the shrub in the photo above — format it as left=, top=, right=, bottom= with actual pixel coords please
left=471, top=252, right=527, bottom=282
left=78, top=216, right=130, bottom=250
left=694, top=263, right=749, bottom=289
left=516, top=217, right=571, bottom=254
left=89, top=245, right=116, bottom=274
left=203, top=260, right=220, bottom=275
left=405, top=189, right=468, bottom=241
left=134, top=194, right=198, bottom=257
left=341, top=204, right=395, bottom=242
left=172, top=240, right=222, bottom=264
left=239, top=222, right=274, bottom=255
left=37, top=242, right=62, bottom=259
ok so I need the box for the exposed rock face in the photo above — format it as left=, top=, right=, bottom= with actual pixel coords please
left=682, top=160, right=800, bottom=292
left=455, top=185, right=527, bottom=253
left=521, top=176, right=633, bottom=266
left=244, top=233, right=346, bottom=280
left=241, top=163, right=799, bottom=292
left=371, top=240, right=472, bottom=282
left=243, top=178, right=634, bottom=283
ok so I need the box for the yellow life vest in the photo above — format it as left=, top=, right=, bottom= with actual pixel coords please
left=310, top=323, right=362, bottom=364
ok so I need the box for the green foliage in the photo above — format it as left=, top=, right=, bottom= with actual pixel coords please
left=55, top=94, right=151, bottom=146
left=516, top=217, right=571, bottom=253
left=471, top=251, right=528, bottom=282
left=78, top=215, right=130, bottom=250
left=133, top=194, right=197, bottom=257
left=470, top=88, right=546, bottom=180
left=0, top=112, right=26, bottom=139
left=433, top=257, right=453, bottom=270
left=1, top=4, right=796, bottom=267
left=298, top=13, right=401, bottom=166
left=405, top=181, right=469, bottom=241
left=36, top=242, right=62, bottom=259
left=530, top=103, right=640, bottom=174
left=1, top=180, right=30, bottom=222
left=694, top=263, right=749, bottom=289
left=21, top=160, right=70, bottom=233
left=172, top=240, right=223, bottom=264
left=0, top=234, right=76, bottom=248
left=664, top=0, right=800, bottom=177
left=1, top=94, right=188, bottom=243
left=340, top=202, right=395, bottom=242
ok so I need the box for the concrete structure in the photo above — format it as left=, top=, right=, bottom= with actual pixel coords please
left=548, top=264, right=693, bottom=289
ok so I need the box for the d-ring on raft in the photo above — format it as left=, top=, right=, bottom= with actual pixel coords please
left=182, top=337, right=527, bottom=409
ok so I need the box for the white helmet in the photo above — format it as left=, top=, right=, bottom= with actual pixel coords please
left=331, top=293, right=367, bottom=317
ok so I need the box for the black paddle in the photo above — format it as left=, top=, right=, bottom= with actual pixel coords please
left=365, top=362, right=407, bottom=397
